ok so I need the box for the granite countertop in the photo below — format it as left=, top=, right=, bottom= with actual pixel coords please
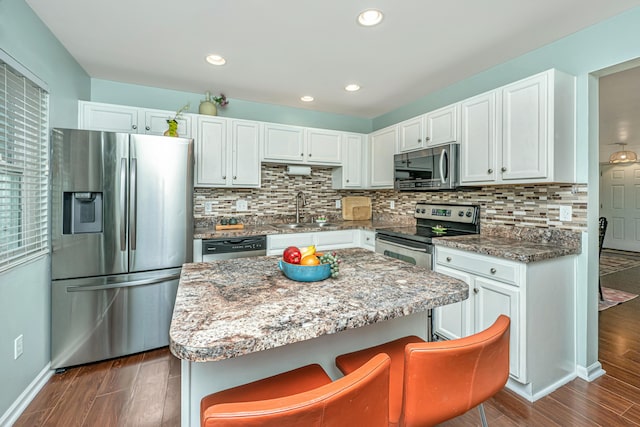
left=169, top=248, right=468, bottom=362
left=433, top=234, right=581, bottom=263
left=193, top=220, right=397, bottom=239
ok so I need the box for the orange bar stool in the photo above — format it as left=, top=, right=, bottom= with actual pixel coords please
left=201, top=353, right=391, bottom=427
left=336, top=315, right=510, bottom=427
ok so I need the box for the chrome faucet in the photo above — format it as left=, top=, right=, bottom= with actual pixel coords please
left=295, top=191, right=306, bottom=223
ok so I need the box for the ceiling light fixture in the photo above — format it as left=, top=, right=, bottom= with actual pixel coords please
left=357, top=9, right=383, bottom=26
left=345, top=84, right=360, bottom=92
left=609, top=142, right=638, bottom=163
left=300, top=95, right=314, bottom=102
left=205, top=54, right=226, bottom=66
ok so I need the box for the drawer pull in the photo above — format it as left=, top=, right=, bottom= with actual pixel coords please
left=490, top=268, right=497, bottom=274
left=446, top=256, right=452, bottom=262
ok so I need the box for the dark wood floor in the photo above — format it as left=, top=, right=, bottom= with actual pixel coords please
left=14, top=265, right=640, bottom=426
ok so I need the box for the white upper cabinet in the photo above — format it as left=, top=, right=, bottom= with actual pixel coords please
left=398, top=116, right=425, bottom=153
left=262, top=124, right=341, bottom=165
left=369, top=125, right=397, bottom=188
left=262, top=124, right=305, bottom=163
left=229, top=120, right=262, bottom=187
left=501, top=73, right=549, bottom=181
left=460, top=69, right=575, bottom=185
left=460, top=91, right=498, bottom=183
left=79, top=101, right=192, bottom=138
left=425, top=104, right=459, bottom=146
left=195, top=117, right=227, bottom=187
left=332, top=133, right=365, bottom=189
left=305, top=128, right=342, bottom=164
left=195, top=117, right=261, bottom=188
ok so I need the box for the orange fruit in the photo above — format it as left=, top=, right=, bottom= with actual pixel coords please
left=300, top=255, right=320, bottom=266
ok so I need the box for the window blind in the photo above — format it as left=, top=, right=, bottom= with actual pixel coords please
left=0, top=60, right=49, bottom=272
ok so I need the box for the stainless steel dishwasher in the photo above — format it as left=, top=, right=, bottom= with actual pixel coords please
left=200, top=236, right=267, bottom=261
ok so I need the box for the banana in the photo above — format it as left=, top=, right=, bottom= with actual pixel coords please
left=300, top=245, right=316, bottom=258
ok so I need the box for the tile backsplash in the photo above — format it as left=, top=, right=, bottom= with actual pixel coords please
left=194, top=165, right=587, bottom=232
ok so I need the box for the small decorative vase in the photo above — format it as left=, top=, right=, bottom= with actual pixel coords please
left=164, top=120, right=179, bottom=137
left=199, top=91, right=218, bottom=116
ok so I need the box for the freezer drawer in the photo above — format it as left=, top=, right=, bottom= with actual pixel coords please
left=51, top=268, right=180, bottom=369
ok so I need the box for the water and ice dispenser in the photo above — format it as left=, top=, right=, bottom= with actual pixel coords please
left=62, top=192, right=103, bottom=234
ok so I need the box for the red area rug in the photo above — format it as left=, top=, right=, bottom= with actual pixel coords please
left=599, top=287, right=639, bottom=311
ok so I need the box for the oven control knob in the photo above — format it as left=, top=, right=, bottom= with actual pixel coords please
left=466, top=211, right=473, bottom=217
left=458, top=211, right=464, bottom=217
left=415, top=208, right=420, bottom=214
left=421, top=209, right=426, bottom=214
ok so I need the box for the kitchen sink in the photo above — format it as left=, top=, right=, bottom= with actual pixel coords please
left=271, top=223, right=336, bottom=229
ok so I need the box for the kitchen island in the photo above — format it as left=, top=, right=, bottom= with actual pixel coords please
left=170, top=248, right=468, bottom=426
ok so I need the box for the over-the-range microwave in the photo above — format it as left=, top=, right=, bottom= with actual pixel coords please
left=393, top=143, right=460, bottom=191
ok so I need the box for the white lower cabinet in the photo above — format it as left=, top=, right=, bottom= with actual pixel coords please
left=433, top=245, right=575, bottom=401
left=359, top=230, right=375, bottom=251
left=267, top=230, right=357, bottom=256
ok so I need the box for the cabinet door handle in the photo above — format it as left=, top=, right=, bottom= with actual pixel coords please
left=145, top=126, right=150, bottom=131
left=132, top=124, right=137, bottom=130
left=490, top=267, right=497, bottom=274
left=488, top=168, right=493, bottom=174
left=446, top=256, right=452, bottom=262
left=425, top=137, right=430, bottom=142
left=300, top=153, right=304, bottom=157
left=222, top=175, right=226, bottom=179
left=233, top=176, right=237, bottom=180
left=418, top=138, right=422, bottom=143
left=308, top=153, right=312, bottom=157
left=501, top=167, right=507, bottom=172
left=346, top=179, right=350, bottom=183
left=474, top=288, right=479, bottom=294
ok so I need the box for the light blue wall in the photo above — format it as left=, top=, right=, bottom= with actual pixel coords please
left=372, top=6, right=640, bottom=376
left=91, top=79, right=372, bottom=133
left=0, top=0, right=90, bottom=420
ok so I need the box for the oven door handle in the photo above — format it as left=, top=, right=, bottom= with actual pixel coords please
left=376, top=236, right=430, bottom=253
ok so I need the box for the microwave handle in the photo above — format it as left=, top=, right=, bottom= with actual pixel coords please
left=439, top=148, right=449, bottom=183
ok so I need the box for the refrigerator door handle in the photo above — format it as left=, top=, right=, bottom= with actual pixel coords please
left=119, top=158, right=127, bottom=251
left=130, top=158, right=137, bottom=251
left=65, top=273, right=181, bottom=292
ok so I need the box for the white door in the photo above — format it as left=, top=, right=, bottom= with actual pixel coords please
left=230, top=120, right=261, bottom=187
left=460, top=91, right=498, bottom=183
left=501, top=73, right=548, bottom=180
left=600, top=163, right=640, bottom=251
left=474, top=277, right=521, bottom=381
left=195, top=117, right=227, bottom=186
left=369, top=126, right=397, bottom=188
left=306, top=129, right=342, bottom=164
left=433, top=264, right=474, bottom=340
left=425, top=104, right=458, bottom=146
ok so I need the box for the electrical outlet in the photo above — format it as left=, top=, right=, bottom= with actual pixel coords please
left=559, top=205, right=572, bottom=222
left=236, top=199, right=248, bottom=212
left=390, top=201, right=395, bottom=209
left=14, top=335, right=23, bottom=359
left=204, top=201, right=214, bottom=214
left=336, top=199, right=341, bottom=209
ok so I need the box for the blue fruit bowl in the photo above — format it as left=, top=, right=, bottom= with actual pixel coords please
left=278, top=260, right=331, bottom=282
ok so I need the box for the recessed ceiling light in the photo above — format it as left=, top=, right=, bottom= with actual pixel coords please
left=205, top=54, right=226, bottom=66
left=357, top=9, right=383, bottom=26
left=345, top=84, right=361, bottom=92
left=300, top=95, right=314, bottom=102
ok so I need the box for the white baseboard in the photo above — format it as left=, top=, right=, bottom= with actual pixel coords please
left=506, top=371, right=577, bottom=402
left=0, top=364, right=53, bottom=427
left=576, top=361, right=606, bottom=381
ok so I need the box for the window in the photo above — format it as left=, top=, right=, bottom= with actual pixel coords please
left=0, top=53, right=49, bottom=272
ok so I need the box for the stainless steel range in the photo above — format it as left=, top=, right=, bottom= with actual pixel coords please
left=375, top=203, right=480, bottom=269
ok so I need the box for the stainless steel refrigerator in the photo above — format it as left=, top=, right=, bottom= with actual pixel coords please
left=50, top=128, right=193, bottom=369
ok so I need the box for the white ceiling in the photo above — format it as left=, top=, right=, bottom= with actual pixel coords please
left=25, top=0, right=640, bottom=119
